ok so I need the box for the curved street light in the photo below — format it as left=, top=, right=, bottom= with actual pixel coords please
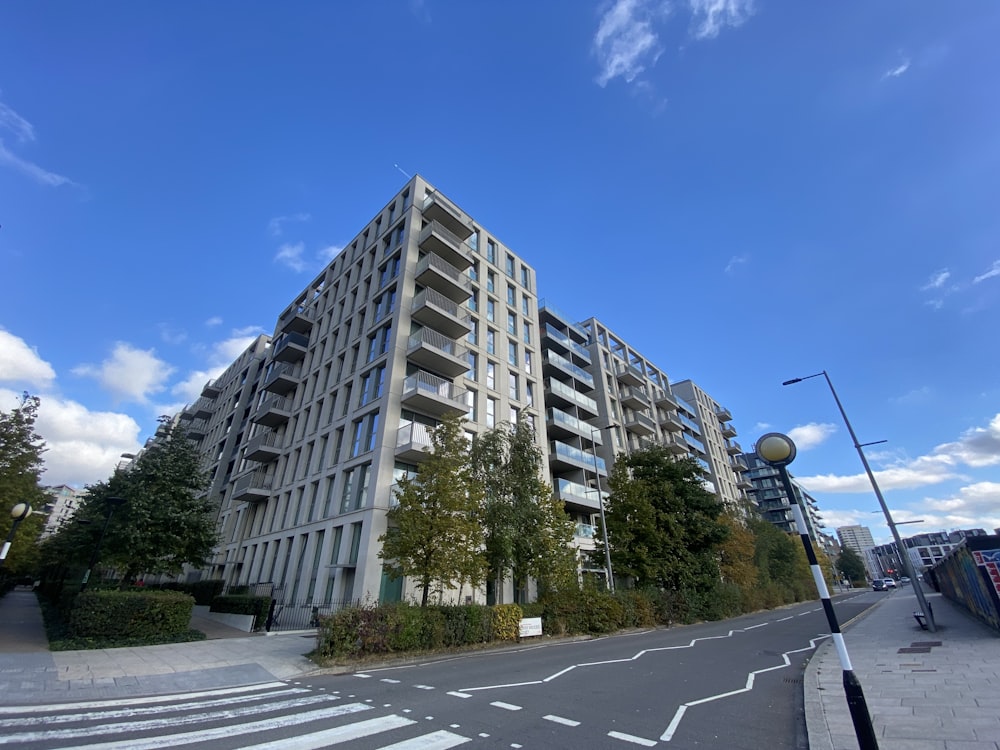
left=755, top=433, right=878, bottom=750
left=783, top=370, right=935, bottom=631
left=0, top=502, right=33, bottom=569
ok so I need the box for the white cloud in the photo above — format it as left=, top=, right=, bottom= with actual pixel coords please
left=688, top=0, right=755, bottom=40
left=275, top=242, right=307, bottom=272
left=268, top=213, right=310, bottom=237
left=158, top=323, right=187, bottom=345
left=920, top=269, right=950, bottom=291
left=724, top=255, right=748, bottom=274
left=0, top=330, right=56, bottom=384
left=931, top=413, right=1000, bottom=468
left=0, top=139, right=76, bottom=187
left=593, top=0, right=668, bottom=87
left=918, top=481, right=1000, bottom=531
left=787, top=422, right=837, bottom=450
left=881, top=58, right=911, bottom=80
left=204, top=316, right=223, bottom=327
left=318, top=244, right=345, bottom=263
left=890, top=386, right=932, bottom=405
left=0, top=101, right=35, bottom=142
left=973, top=259, right=1000, bottom=284
left=0, top=387, right=142, bottom=487
left=73, top=343, right=175, bottom=404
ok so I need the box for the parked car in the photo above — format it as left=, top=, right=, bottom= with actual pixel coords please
left=900, top=576, right=911, bottom=585
left=872, top=579, right=887, bottom=591
left=883, top=578, right=897, bottom=589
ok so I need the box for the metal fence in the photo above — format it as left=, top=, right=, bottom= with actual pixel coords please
left=224, top=582, right=359, bottom=631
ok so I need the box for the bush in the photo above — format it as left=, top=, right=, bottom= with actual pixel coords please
left=210, top=594, right=271, bottom=630
left=69, top=590, right=194, bottom=639
left=491, top=603, right=523, bottom=641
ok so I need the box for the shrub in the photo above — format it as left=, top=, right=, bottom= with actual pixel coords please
left=491, top=603, right=522, bottom=641
left=69, top=590, right=194, bottom=639
left=210, top=594, right=271, bottom=630
left=615, top=589, right=657, bottom=628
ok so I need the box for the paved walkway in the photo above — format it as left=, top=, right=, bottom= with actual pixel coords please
left=2, top=585, right=998, bottom=749
left=806, top=584, right=1000, bottom=750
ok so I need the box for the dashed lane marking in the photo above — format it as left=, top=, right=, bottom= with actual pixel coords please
left=544, top=715, right=580, bottom=727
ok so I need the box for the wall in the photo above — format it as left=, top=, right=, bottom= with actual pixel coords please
left=927, top=535, right=1000, bottom=632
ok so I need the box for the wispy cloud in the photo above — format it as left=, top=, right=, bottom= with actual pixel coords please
left=0, top=139, right=76, bottom=187
left=593, top=0, right=668, bottom=87
left=920, top=269, right=950, bottom=291
left=689, top=0, right=756, bottom=41
left=890, top=386, right=932, bottom=406
left=318, top=244, right=345, bottom=263
left=275, top=242, right=307, bottom=272
left=787, top=422, right=837, bottom=450
left=0, top=101, right=35, bottom=142
left=881, top=57, right=911, bottom=80
left=204, top=316, right=223, bottom=327
left=268, top=213, right=311, bottom=237
left=724, top=254, right=748, bottom=274
left=973, top=259, right=1000, bottom=284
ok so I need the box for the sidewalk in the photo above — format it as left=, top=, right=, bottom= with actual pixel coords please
left=805, top=585, right=1000, bottom=750
left=0, top=588, right=320, bottom=704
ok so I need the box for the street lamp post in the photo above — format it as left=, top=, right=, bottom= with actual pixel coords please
left=756, top=433, right=879, bottom=750
left=0, top=503, right=33, bottom=569
left=783, top=370, right=936, bottom=631
left=591, top=427, right=615, bottom=593
left=80, top=496, right=126, bottom=591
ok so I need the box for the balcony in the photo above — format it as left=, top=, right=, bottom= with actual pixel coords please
left=654, top=389, right=679, bottom=409
left=401, top=371, right=468, bottom=417
left=663, top=432, right=688, bottom=455
left=624, top=411, right=657, bottom=436
left=407, top=329, right=468, bottom=379
left=549, top=440, right=606, bottom=473
left=555, top=478, right=606, bottom=513
left=721, top=422, right=738, bottom=438
left=615, top=362, right=644, bottom=387
left=411, top=288, right=472, bottom=339
left=546, top=408, right=601, bottom=443
left=253, top=394, right=292, bottom=427
left=191, top=398, right=213, bottom=420
left=545, top=378, right=599, bottom=417
left=731, top=457, right=749, bottom=472
left=277, top=303, right=315, bottom=335
left=395, top=422, right=434, bottom=462
left=726, top=440, right=743, bottom=455
left=272, top=331, right=309, bottom=363
left=415, top=251, right=472, bottom=303
left=619, top=385, right=650, bottom=410
left=186, top=419, right=208, bottom=440
left=716, top=406, right=733, bottom=422
left=244, top=430, right=282, bottom=463
left=543, top=350, right=594, bottom=390
left=262, top=362, right=299, bottom=395
left=201, top=379, right=221, bottom=399
left=737, top=476, right=754, bottom=490
left=421, top=192, right=474, bottom=242
left=541, top=323, right=591, bottom=364
left=231, top=470, right=272, bottom=503
left=659, top=412, right=684, bottom=432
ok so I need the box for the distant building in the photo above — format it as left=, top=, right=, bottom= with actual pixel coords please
left=836, top=525, right=877, bottom=579
left=41, top=484, right=85, bottom=538
left=870, top=528, right=989, bottom=577
left=740, top=452, right=824, bottom=540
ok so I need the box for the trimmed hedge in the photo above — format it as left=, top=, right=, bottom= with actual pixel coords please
left=210, top=594, right=272, bottom=630
left=69, top=590, right=194, bottom=639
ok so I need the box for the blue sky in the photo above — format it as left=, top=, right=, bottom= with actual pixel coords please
left=1, top=1, right=997, bottom=544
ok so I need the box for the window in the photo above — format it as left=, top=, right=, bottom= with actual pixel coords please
left=505, top=254, right=515, bottom=277
left=374, top=288, right=396, bottom=321
left=486, top=271, right=496, bottom=293
left=468, top=291, right=478, bottom=313
left=486, top=361, right=496, bottom=390
left=358, top=365, right=386, bottom=406
left=469, top=262, right=479, bottom=282
left=507, top=313, right=517, bottom=335
left=520, top=265, right=529, bottom=287
left=523, top=321, right=532, bottom=345
left=468, top=231, right=479, bottom=253
left=465, top=389, right=477, bottom=420
left=378, top=255, right=401, bottom=287
left=468, top=320, right=478, bottom=346
left=521, top=294, right=530, bottom=316
left=486, top=329, right=496, bottom=355
left=366, top=323, right=392, bottom=362
left=510, top=406, right=519, bottom=425
left=506, top=285, right=515, bottom=306
left=508, top=340, right=518, bottom=367
left=466, top=351, right=478, bottom=380
left=486, top=299, right=495, bottom=322
left=486, top=397, right=497, bottom=428
left=524, top=351, right=533, bottom=375
left=509, top=372, right=519, bottom=401
left=526, top=381, right=534, bottom=407
left=487, top=239, right=497, bottom=264
left=394, top=223, right=405, bottom=247
left=349, top=412, right=380, bottom=457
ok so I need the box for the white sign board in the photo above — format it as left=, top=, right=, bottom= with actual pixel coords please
left=518, top=617, right=543, bottom=638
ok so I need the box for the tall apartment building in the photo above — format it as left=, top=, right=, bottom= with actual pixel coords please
left=870, top=528, right=988, bottom=577
left=184, top=176, right=543, bottom=607
left=741, top=452, right=824, bottom=540
left=836, top=525, right=876, bottom=579
left=670, top=379, right=749, bottom=510
left=40, top=484, right=85, bottom=538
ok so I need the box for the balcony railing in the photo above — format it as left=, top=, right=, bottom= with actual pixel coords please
left=401, top=371, right=468, bottom=416
left=414, top=251, right=472, bottom=302
left=546, top=378, right=598, bottom=415
left=543, top=350, right=594, bottom=389
left=406, top=329, right=468, bottom=379
left=550, top=441, right=606, bottom=473
left=411, top=287, right=472, bottom=339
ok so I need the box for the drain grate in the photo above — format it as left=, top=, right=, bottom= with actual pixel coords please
left=898, top=647, right=931, bottom=654
left=784, top=677, right=803, bottom=684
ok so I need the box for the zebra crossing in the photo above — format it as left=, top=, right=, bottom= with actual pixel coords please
left=0, top=681, right=472, bottom=749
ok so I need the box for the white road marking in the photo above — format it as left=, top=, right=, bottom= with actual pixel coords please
left=544, top=715, right=580, bottom=727
left=414, top=684, right=435, bottom=690
left=378, top=729, right=471, bottom=749
left=382, top=678, right=401, bottom=683
left=447, top=691, right=472, bottom=698
left=608, top=730, right=657, bottom=746
left=238, top=714, right=416, bottom=749
left=490, top=701, right=522, bottom=711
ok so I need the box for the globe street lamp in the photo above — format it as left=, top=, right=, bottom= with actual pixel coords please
left=80, top=496, right=126, bottom=591
left=755, top=433, right=879, bottom=750
left=783, top=370, right=935, bottom=631
left=0, top=502, right=33, bottom=570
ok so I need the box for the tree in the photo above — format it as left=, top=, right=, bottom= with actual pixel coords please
left=379, top=414, right=485, bottom=606
left=470, top=422, right=576, bottom=602
left=596, top=447, right=729, bottom=595
left=0, top=393, right=48, bottom=576
left=48, top=419, right=218, bottom=585
left=717, top=511, right=758, bottom=592
left=836, top=547, right=867, bottom=585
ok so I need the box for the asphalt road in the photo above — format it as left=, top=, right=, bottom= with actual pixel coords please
left=1, top=592, right=877, bottom=749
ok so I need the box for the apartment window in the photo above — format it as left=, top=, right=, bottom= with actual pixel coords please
left=378, top=255, right=401, bottom=287
left=388, top=201, right=396, bottom=224
left=486, top=361, right=496, bottom=390
left=374, top=288, right=396, bottom=321
left=394, top=223, right=405, bottom=247
left=468, top=320, right=478, bottom=346
left=507, top=313, right=517, bottom=336
left=506, top=285, right=515, bottom=306
left=353, top=463, right=371, bottom=510
left=524, top=350, right=533, bottom=375
left=522, top=321, right=532, bottom=345
left=466, top=351, right=478, bottom=380
left=486, top=397, right=496, bottom=428
left=486, top=329, right=496, bottom=355
left=520, top=265, right=529, bottom=287
left=350, top=412, right=380, bottom=457
left=509, top=372, right=519, bottom=401
left=348, top=523, right=362, bottom=564
left=465, top=389, right=477, bottom=420
left=339, top=471, right=354, bottom=514
left=468, top=291, right=478, bottom=313
left=526, top=381, right=534, bottom=407
left=366, top=323, right=392, bottom=362
left=508, top=340, right=518, bottom=367
left=468, top=231, right=479, bottom=253
left=510, top=406, right=519, bottom=425
left=505, top=254, right=515, bottom=277
left=487, top=271, right=496, bottom=293
left=486, top=299, right=495, bottom=322
left=358, top=365, right=386, bottom=407
left=487, top=239, right=496, bottom=264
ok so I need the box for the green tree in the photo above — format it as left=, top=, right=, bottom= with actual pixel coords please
left=471, top=422, right=576, bottom=602
left=379, top=414, right=485, bottom=606
left=596, top=447, right=729, bottom=597
left=48, top=418, right=218, bottom=585
left=836, top=546, right=867, bottom=585
left=0, top=393, right=48, bottom=576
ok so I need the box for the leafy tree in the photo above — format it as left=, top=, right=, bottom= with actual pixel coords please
left=470, top=422, right=576, bottom=601
left=836, top=546, right=867, bottom=585
left=717, top=511, right=758, bottom=591
left=596, top=447, right=729, bottom=596
left=0, top=393, right=48, bottom=576
left=379, top=414, right=485, bottom=606
left=46, top=419, right=218, bottom=585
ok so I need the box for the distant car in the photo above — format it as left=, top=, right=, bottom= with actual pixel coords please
left=883, top=578, right=897, bottom=589
left=900, top=576, right=911, bottom=585
left=872, top=579, right=887, bottom=591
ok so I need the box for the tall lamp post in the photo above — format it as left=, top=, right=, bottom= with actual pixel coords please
left=0, top=503, right=33, bottom=570
left=783, top=370, right=936, bottom=631
left=756, top=433, right=878, bottom=750
left=591, top=427, right=615, bottom=593
left=80, top=496, right=126, bottom=591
